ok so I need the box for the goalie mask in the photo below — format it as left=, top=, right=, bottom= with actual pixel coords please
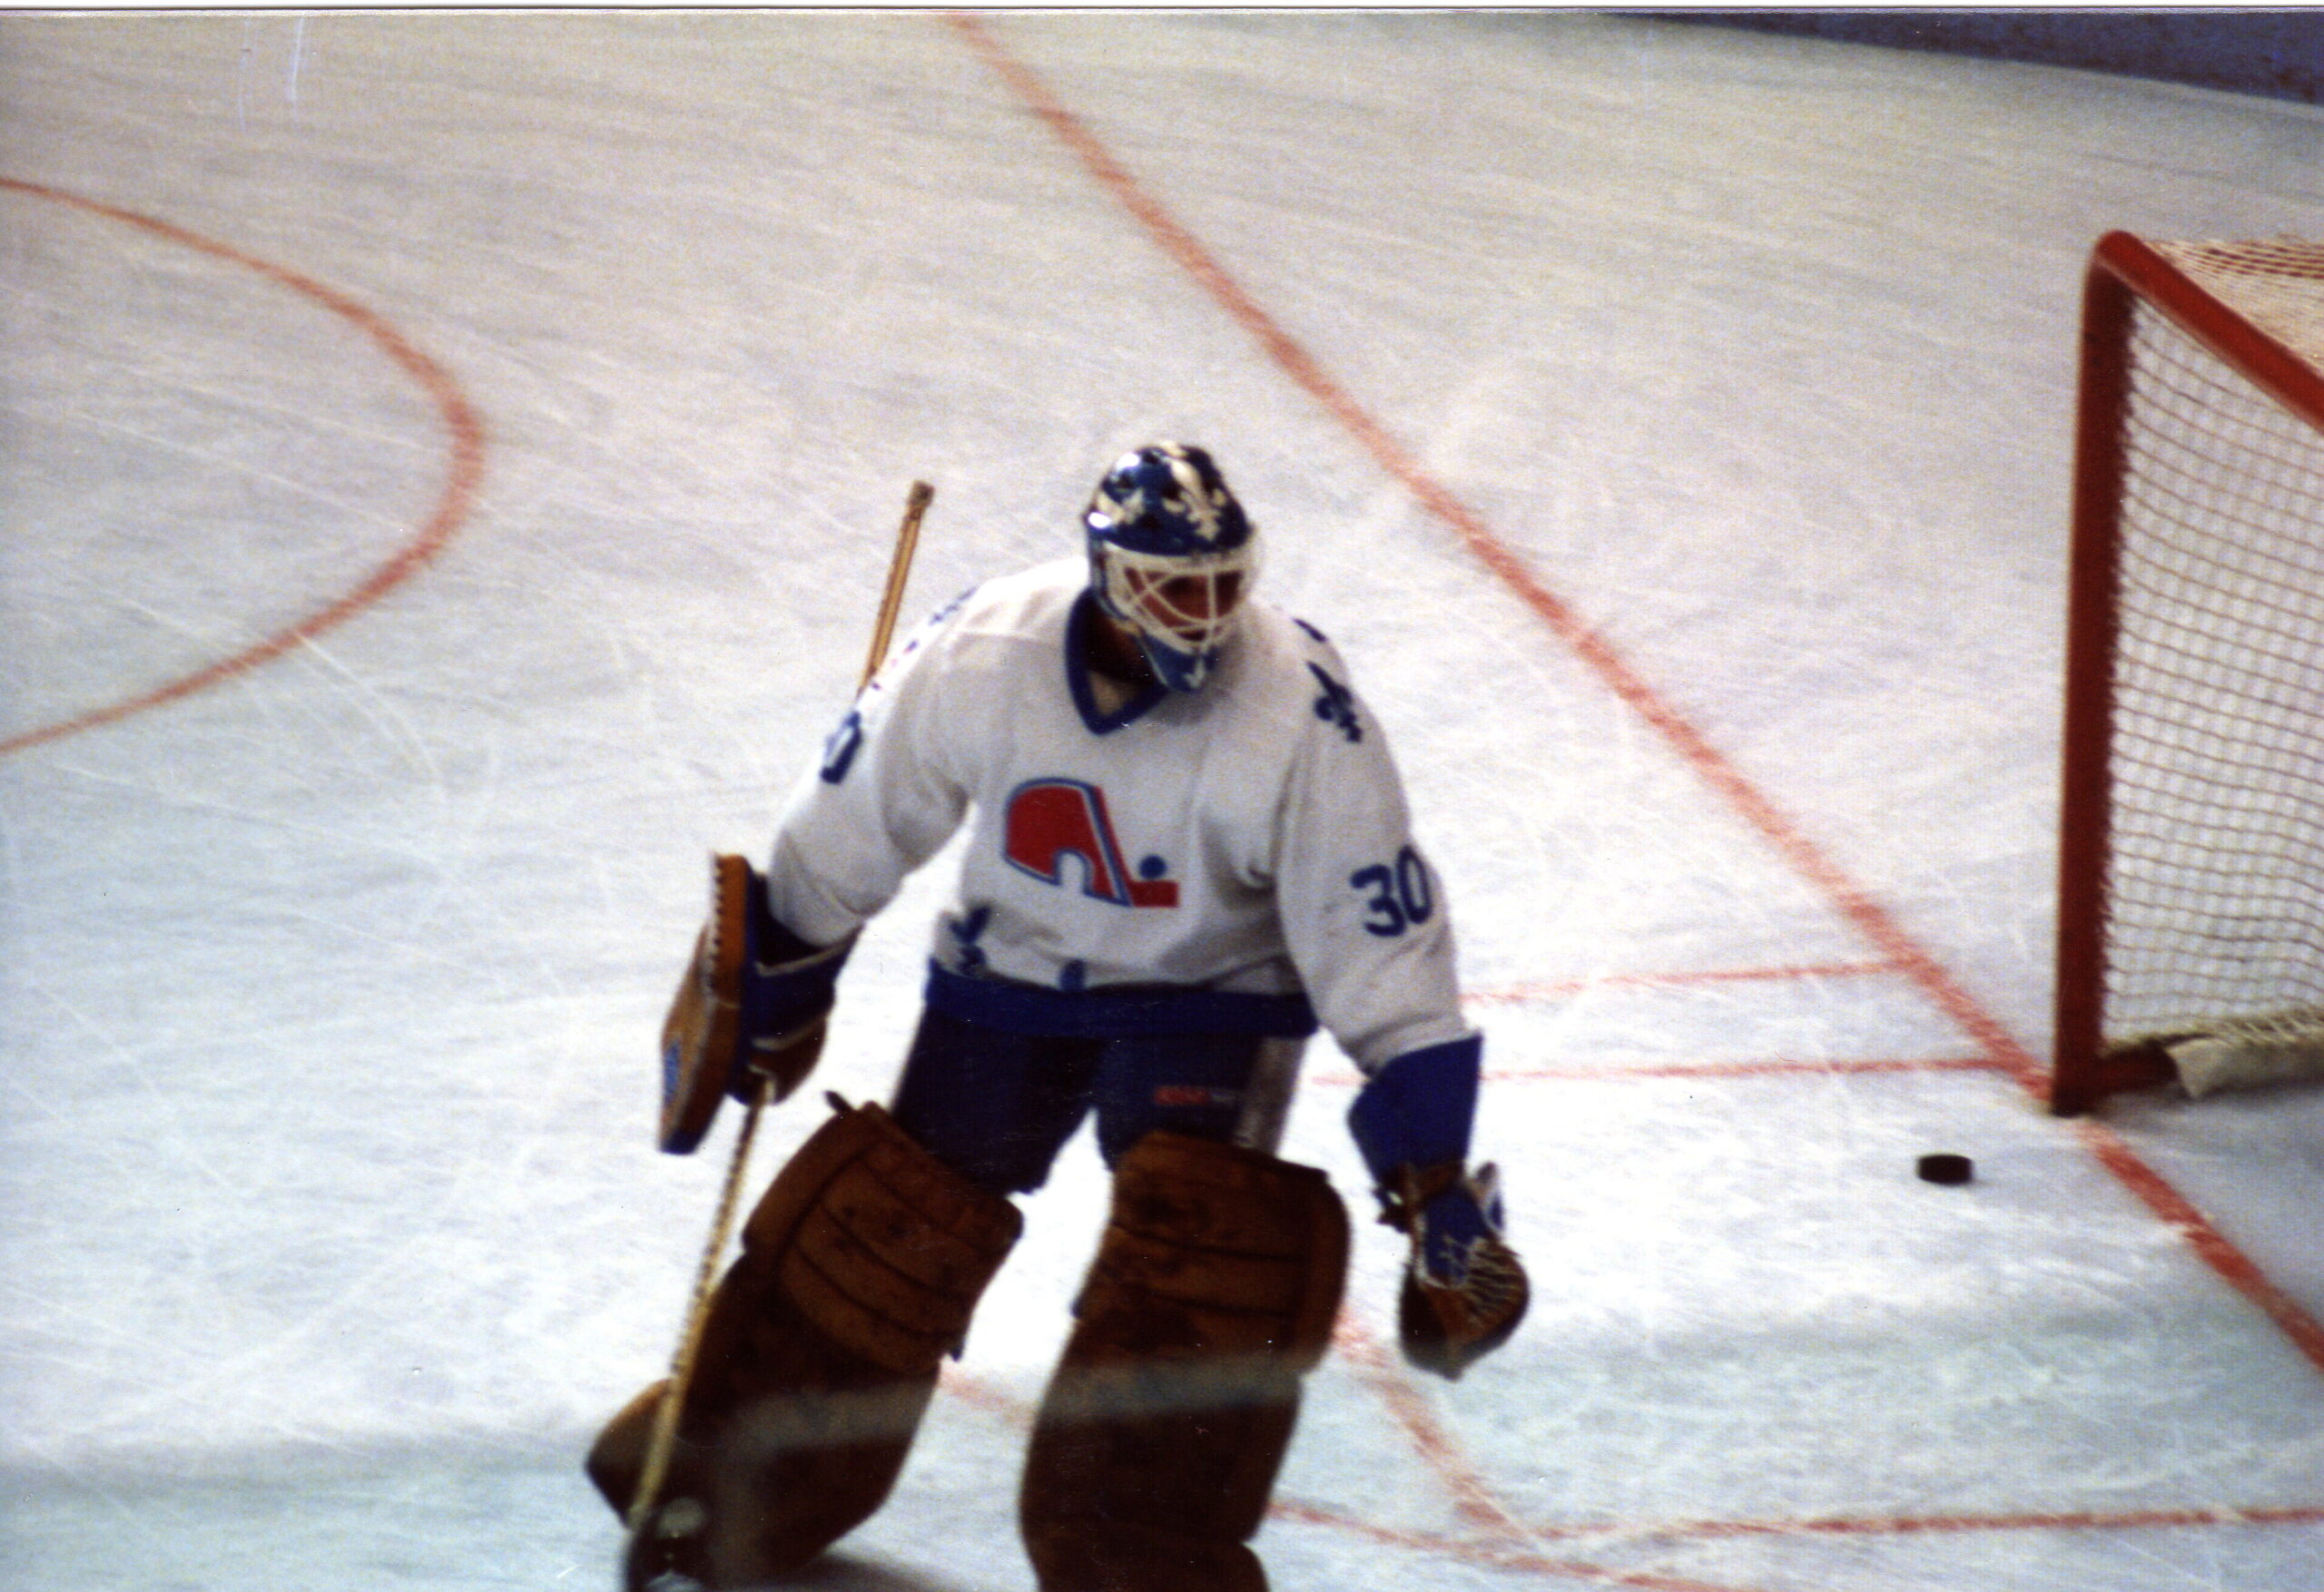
left=1084, top=442, right=1257, bottom=693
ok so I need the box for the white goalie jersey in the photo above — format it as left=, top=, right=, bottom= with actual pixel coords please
left=763, top=557, right=1470, bottom=1076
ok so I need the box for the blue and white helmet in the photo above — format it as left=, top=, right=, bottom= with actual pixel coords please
left=1084, top=442, right=1258, bottom=693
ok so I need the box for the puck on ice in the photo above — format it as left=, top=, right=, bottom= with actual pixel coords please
left=1916, top=1153, right=1974, bottom=1185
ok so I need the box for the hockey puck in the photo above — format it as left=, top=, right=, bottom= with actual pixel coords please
left=1916, top=1153, right=1974, bottom=1185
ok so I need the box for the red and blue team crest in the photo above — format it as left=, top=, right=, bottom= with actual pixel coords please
left=1003, top=779, right=1178, bottom=908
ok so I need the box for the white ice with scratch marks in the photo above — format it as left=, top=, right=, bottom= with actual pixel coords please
left=4, top=12, right=2323, bottom=1590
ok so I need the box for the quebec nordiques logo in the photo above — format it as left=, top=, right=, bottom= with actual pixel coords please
left=1002, top=779, right=1178, bottom=908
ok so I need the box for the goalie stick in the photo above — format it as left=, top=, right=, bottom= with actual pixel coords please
left=625, top=478, right=934, bottom=1539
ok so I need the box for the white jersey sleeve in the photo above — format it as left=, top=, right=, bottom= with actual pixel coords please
left=1269, top=633, right=1472, bottom=1076
left=761, top=592, right=980, bottom=948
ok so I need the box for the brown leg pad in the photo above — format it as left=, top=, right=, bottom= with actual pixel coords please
left=1021, top=1133, right=1349, bottom=1592
left=590, top=1098, right=1019, bottom=1587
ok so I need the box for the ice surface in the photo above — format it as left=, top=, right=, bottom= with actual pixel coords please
left=5, top=11, right=2323, bottom=1589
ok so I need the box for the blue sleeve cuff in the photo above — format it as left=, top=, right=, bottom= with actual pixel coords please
left=741, top=870, right=852, bottom=1040
left=1346, top=1034, right=1481, bottom=1184
left=748, top=869, right=823, bottom=965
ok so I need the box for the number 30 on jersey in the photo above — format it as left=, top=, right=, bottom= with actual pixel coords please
left=1350, top=844, right=1433, bottom=937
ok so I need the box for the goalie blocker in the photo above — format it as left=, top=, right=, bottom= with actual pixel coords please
left=660, top=854, right=855, bottom=1154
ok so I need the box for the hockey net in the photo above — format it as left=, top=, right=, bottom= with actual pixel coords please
left=2050, top=233, right=2324, bottom=1114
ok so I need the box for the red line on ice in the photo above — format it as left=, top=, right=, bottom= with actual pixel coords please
left=1490, top=1055, right=2009, bottom=1083
left=1660, top=1500, right=2324, bottom=1539
left=0, top=177, right=486, bottom=757
left=1322, top=1316, right=1792, bottom=1591
left=1331, top=1315, right=1532, bottom=1541
left=1271, top=1497, right=1787, bottom=1592
left=1303, top=1056, right=2007, bottom=1086
left=944, top=12, right=2324, bottom=1383
left=1468, top=959, right=1904, bottom=1003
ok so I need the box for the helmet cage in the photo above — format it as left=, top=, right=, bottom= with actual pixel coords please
left=1092, top=537, right=1257, bottom=693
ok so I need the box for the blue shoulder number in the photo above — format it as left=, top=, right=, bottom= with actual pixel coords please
left=1349, top=844, right=1434, bottom=937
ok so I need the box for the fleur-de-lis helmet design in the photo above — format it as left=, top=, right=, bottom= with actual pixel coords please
left=1083, top=442, right=1258, bottom=693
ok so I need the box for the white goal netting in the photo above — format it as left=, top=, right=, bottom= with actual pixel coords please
left=2086, top=240, right=2324, bottom=1089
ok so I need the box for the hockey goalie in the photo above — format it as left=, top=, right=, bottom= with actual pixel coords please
left=588, top=444, right=1528, bottom=1591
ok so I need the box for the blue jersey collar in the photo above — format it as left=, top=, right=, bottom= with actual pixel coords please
left=1066, top=590, right=1167, bottom=734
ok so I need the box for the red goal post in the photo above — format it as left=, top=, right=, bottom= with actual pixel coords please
left=2051, top=231, right=2324, bottom=1115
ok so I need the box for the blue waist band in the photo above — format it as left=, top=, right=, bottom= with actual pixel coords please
left=923, top=962, right=1318, bottom=1039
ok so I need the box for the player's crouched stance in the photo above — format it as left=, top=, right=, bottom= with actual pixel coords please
left=588, top=445, right=1527, bottom=1590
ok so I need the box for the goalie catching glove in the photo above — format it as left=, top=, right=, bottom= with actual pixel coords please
left=1347, top=1035, right=1529, bottom=1379
left=658, top=853, right=855, bottom=1154
left=1375, top=1157, right=1527, bottom=1379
